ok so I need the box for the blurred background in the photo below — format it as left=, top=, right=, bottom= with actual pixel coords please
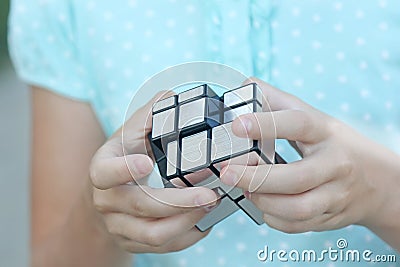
left=0, top=0, right=30, bottom=266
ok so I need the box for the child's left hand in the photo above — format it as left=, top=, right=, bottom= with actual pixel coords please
left=220, top=78, right=400, bottom=249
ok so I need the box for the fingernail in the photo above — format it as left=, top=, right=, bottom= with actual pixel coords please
left=221, top=169, right=238, bottom=186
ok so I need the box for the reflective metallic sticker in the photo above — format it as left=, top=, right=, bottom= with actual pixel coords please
left=178, top=98, right=206, bottom=129
left=224, top=84, right=254, bottom=107
left=181, top=131, right=208, bottom=171
left=153, top=95, right=176, bottom=113
left=178, top=85, right=204, bottom=103
left=211, top=122, right=252, bottom=161
left=166, top=141, right=178, bottom=177
left=152, top=108, right=176, bottom=138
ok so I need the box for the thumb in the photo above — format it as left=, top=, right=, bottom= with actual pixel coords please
left=90, top=154, right=154, bottom=190
left=125, top=90, right=176, bottom=134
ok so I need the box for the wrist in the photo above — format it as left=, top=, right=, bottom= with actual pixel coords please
left=359, top=146, right=400, bottom=249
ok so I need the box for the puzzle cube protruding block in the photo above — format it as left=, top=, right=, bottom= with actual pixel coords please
left=151, top=95, right=177, bottom=152
left=153, top=94, right=177, bottom=113
left=149, top=83, right=285, bottom=232
left=223, top=83, right=263, bottom=108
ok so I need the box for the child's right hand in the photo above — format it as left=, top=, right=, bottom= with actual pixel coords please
left=89, top=92, right=218, bottom=253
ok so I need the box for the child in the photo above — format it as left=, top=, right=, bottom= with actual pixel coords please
left=9, top=1, right=400, bottom=266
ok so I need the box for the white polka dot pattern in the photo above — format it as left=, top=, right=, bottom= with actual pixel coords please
left=8, top=0, right=400, bottom=266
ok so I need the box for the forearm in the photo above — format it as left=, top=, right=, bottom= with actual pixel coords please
left=361, top=144, right=400, bottom=251
left=30, top=87, right=133, bottom=266
left=32, top=178, right=132, bottom=267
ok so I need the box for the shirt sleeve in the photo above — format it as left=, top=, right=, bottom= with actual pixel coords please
left=8, top=0, right=90, bottom=101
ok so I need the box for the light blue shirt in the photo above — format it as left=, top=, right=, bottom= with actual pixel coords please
left=9, top=1, right=400, bottom=266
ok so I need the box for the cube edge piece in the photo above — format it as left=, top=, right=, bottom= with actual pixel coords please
left=151, top=108, right=177, bottom=139
left=178, top=84, right=218, bottom=104
left=152, top=95, right=177, bottom=114
left=223, top=100, right=261, bottom=124
left=166, top=140, right=179, bottom=178
left=223, top=82, right=260, bottom=108
left=237, top=198, right=265, bottom=225
left=195, top=196, right=240, bottom=232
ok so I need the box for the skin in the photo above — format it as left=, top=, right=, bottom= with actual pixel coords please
left=219, top=77, right=400, bottom=251
left=31, top=87, right=131, bottom=267
left=89, top=90, right=218, bottom=254
left=32, top=76, right=400, bottom=266
left=31, top=86, right=217, bottom=266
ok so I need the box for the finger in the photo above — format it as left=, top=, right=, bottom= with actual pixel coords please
left=94, top=185, right=218, bottom=217
left=220, top=157, right=336, bottom=194
left=182, top=168, right=216, bottom=186
left=215, top=154, right=261, bottom=175
left=243, top=77, right=314, bottom=111
left=120, top=90, right=176, bottom=136
left=250, top=186, right=331, bottom=222
left=90, top=154, right=154, bottom=190
left=121, top=90, right=176, bottom=155
left=90, top=91, right=176, bottom=190
left=219, top=151, right=264, bottom=168
left=117, top=227, right=209, bottom=253
left=154, top=227, right=210, bottom=253
left=262, top=212, right=333, bottom=234
left=105, top=209, right=208, bottom=247
left=232, top=109, right=328, bottom=143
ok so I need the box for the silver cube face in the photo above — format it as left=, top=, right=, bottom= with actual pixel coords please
left=166, top=141, right=178, bottom=177
left=224, top=84, right=262, bottom=107
left=151, top=108, right=176, bottom=138
left=152, top=95, right=176, bottom=113
left=150, top=83, right=274, bottom=232
left=181, top=131, right=208, bottom=172
left=211, top=122, right=252, bottom=162
left=178, top=98, right=206, bottom=129
left=178, top=85, right=205, bottom=103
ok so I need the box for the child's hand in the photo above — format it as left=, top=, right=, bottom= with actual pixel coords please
left=89, top=92, right=217, bottom=253
left=220, top=78, right=400, bottom=240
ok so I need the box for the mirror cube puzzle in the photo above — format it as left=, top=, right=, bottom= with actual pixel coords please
left=149, top=83, right=286, bottom=231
